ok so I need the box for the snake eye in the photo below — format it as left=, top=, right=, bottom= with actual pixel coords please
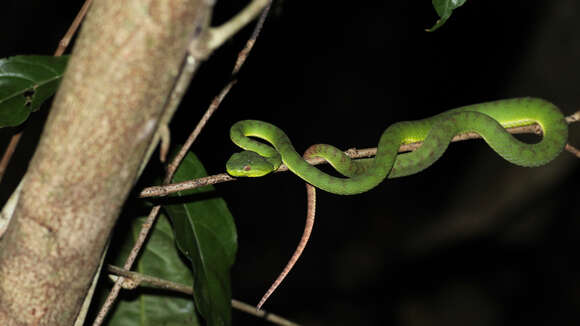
left=243, top=165, right=251, bottom=171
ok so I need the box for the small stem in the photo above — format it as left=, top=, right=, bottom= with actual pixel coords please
left=207, top=0, right=269, bottom=52
left=55, top=0, right=94, bottom=56
left=232, top=0, right=272, bottom=74
left=106, top=265, right=302, bottom=326
left=164, top=81, right=235, bottom=182
left=232, top=300, right=301, bottom=326
left=92, top=206, right=161, bottom=326
left=0, top=132, right=21, bottom=184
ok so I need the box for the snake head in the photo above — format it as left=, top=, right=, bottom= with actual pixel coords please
left=226, top=151, right=276, bottom=177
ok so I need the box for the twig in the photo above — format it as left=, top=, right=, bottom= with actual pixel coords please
left=206, top=0, right=269, bottom=52
left=55, top=0, right=93, bottom=56
left=140, top=115, right=580, bottom=198
left=232, top=300, right=301, bottom=326
left=0, top=133, right=22, bottom=184
left=106, top=265, right=301, bottom=326
left=0, top=0, right=92, bottom=184
left=232, top=0, right=272, bottom=75
left=93, top=207, right=159, bottom=326
left=165, top=81, right=235, bottom=181
left=141, top=173, right=235, bottom=197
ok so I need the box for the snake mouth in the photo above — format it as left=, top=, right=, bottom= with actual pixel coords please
left=227, top=168, right=272, bottom=177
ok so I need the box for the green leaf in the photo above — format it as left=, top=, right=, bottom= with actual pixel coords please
left=163, top=153, right=238, bottom=326
left=0, top=55, right=69, bottom=127
left=427, top=0, right=467, bottom=32
left=106, top=214, right=201, bottom=326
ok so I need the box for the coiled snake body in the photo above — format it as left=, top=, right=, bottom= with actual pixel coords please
left=226, top=97, right=568, bottom=308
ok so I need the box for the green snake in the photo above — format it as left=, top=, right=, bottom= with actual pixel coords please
left=227, top=97, right=568, bottom=308
left=226, top=97, right=568, bottom=194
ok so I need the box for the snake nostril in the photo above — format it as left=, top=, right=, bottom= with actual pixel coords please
left=243, top=165, right=251, bottom=171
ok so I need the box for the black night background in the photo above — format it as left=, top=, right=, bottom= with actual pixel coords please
left=1, top=1, right=579, bottom=325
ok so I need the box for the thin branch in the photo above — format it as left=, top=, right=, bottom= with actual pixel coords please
left=0, top=0, right=92, bottom=184
left=55, top=0, right=93, bottom=56
left=232, top=300, right=301, bottom=326
left=107, top=265, right=192, bottom=292
left=141, top=173, right=235, bottom=197
left=0, top=133, right=21, bottom=184
left=106, top=265, right=301, bottom=326
left=232, top=0, right=272, bottom=75
left=140, top=114, right=580, bottom=198
left=206, top=0, right=269, bottom=52
left=92, top=206, right=161, bottom=326
left=165, top=81, right=235, bottom=182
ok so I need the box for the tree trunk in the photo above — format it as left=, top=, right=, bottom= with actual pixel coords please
left=0, top=0, right=206, bottom=324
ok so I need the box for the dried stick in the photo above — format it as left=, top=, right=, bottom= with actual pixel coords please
left=165, top=81, right=235, bottom=182
left=106, top=265, right=301, bottom=326
left=55, top=0, right=94, bottom=56
left=232, top=0, right=272, bottom=75
left=0, top=133, right=22, bottom=184
left=206, top=0, right=269, bottom=52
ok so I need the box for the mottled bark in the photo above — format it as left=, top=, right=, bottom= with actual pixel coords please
left=0, top=0, right=205, bottom=324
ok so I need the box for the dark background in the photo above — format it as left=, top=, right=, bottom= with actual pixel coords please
left=1, top=1, right=579, bottom=325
